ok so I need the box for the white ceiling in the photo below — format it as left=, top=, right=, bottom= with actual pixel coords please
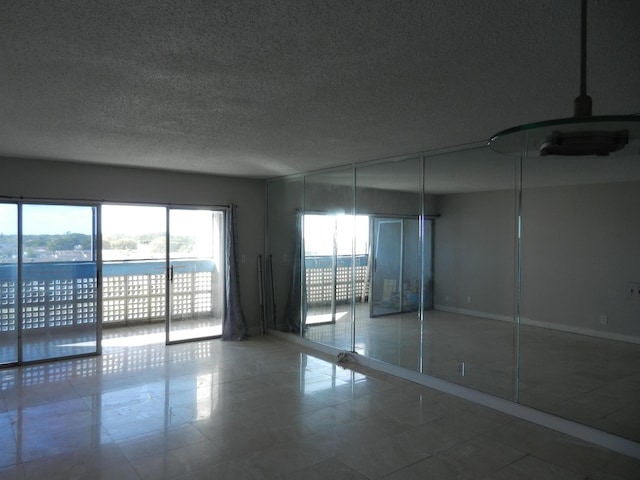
left=1, top=1, right=639, bottom=179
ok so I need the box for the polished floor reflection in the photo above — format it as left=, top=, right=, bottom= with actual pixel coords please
left=304, top=305, right=640, bottom=443
left=1, top=326, right=638, bottom=479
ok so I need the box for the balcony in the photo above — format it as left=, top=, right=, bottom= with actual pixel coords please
left=0, top=260, right=219, bottom=336
left=0, top=255, right=371, bottom=340
left=304, top=254, right=369, bottom=305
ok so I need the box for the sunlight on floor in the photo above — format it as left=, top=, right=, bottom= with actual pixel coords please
left=305, top=310, right=348, bottom=325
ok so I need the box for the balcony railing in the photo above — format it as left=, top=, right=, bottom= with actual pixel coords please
left=0, top=260, right=218, bottom=333
left=305, top=255, right=368, bottom=305
left=0, top=255, right=368, bottom=333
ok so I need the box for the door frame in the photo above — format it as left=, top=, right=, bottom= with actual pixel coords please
left=0, top=201, right=102, bottom=367
left=165, top=206, right=226, bottom=345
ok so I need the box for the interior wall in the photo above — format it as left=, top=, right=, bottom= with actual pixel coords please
left=265, top=176, right=303, bottom=331
left=1, top=156, right=266, bottom=332
left=521, top=180, right=640, bottom=340
left=355, top=187, right=422, bottom=216
left=432, top=180, right=640, bottom=341
left=433, top=189, right=517, bottom=320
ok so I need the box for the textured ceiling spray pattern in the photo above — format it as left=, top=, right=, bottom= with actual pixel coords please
left=1, top=0, right=639, bottom=177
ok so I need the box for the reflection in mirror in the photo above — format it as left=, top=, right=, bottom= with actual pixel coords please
left=264, top=143, right=640, bottom=443
left=520, top=152, right=640, bottom=441
left=302, top=167, right=354, bottom=351
left=265, top=176, right=304, bottom=332
left=424, top=147, right=517, bottom=400
left=354, top=156, right=423, bottom=371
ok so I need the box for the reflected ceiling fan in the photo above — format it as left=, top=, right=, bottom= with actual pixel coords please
left=488, top=0, right=639, bottom=157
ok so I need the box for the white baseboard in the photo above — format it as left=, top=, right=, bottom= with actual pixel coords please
left=434, top=304, right=640, bottom=345
left=434, top=304, right=513, bottom=323
left=268, top=329, right=640, bottom=460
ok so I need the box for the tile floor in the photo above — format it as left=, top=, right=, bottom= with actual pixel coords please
left=1, top=330, right=639, bottom=479
left=303, top=305, right=640, bottom=443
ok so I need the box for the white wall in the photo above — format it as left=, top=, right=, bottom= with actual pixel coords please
left=1, top=157, right=266, bottom=332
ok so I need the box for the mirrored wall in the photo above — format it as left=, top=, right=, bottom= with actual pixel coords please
left=265, top=143, right=640, bottom=443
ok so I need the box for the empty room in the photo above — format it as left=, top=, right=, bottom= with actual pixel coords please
left=1, top=1, right=639, bottom=478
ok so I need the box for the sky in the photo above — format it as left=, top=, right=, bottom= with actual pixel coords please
left=0, top=204, right=213, bottom=236
left=0, top=204, right=96, bottom=235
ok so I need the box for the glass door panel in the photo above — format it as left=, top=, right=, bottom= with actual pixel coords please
left=21, top=204, right=98, bottom=362
left=401, top=217, right=420, bottom=312
left=423, top=218, right=434, bottom=310
left=302, top=167, right=354, bottom=352
left=101, top=205, right=167, bottom=331
left=303, top=214, right=338, bottom=326
left=369, top=217, right=421, bottom=316
left=168, top=209, right=224, bottom=343
left=0, top=204, right=18, bottom=365
left=371, top=218, right=403, bottom=316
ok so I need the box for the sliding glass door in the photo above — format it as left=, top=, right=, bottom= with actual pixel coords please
left=0, top=204, right=18, bottom=365
left=168, top=208, right=224, bottom=343
left=370, top=218, right=402, bottom=316
left=1, top=202, right=226, bottom=366
left=21, top=204, right=99, bottom=362
left=102, top=205, right=167, bottom=330
left=102, top=205, right=225, bottom=344
left=370, top=217, right=421, bottom=317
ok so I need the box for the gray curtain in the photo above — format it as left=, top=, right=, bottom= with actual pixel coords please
left=222, top=204, right=248, bottom=341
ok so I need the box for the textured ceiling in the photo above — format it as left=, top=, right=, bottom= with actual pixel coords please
left=1, top=1, right=639, bottom=179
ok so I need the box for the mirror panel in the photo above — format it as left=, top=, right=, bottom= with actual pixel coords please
left=302, top=167, right=354, bottom=351
left=354, top=156, right=423, bottom=370
left=264, top=143, right=640, bottom=441
left=424, top=147, right=517, bottom=400
left=520, top=151, right=640, bottom=441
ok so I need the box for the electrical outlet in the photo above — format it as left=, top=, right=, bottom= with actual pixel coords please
left=466, top=296, right=471, bottom=304
left=599, top=314, right=608, bottom=325
left=457, top=362, right=466, bottom=376
left=628, top=282, right=640, bottom=300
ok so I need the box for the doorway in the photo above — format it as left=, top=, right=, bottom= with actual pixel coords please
left=167, top=208, right=224, bottom=342
left=0, top=202, right=227, bottom=367
left=0, top=203, right=99, bottom=366
left=302, top=214, right=369, bottom=326
left=370, top=217, right=419, bottom=316
left=102, top=205, right=225, bottom=344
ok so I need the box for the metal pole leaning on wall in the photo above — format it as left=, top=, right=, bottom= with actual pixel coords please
left=258, top=254, right=266, bottom=334
left=268, top=254, right=277, bottom=330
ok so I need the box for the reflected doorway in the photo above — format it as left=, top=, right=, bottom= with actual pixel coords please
left=370, top=216, right=427, bottom=317
left=302, top=214, right=368, bottom=326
